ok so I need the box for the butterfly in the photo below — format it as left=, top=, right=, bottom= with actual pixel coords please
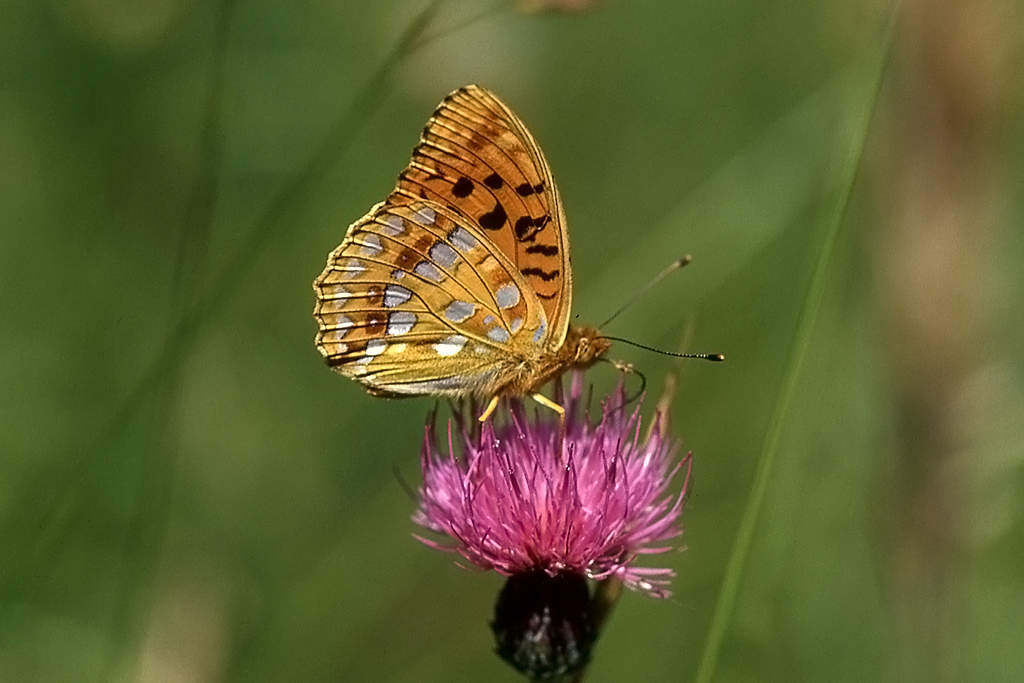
left=313, top=85, right=610, bottom=421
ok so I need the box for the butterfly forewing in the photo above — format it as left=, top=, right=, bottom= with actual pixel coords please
left=392, top=85, right=572, bottom=350
left=314, top=200, right=550, bottom=396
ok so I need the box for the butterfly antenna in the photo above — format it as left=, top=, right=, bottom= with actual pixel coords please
left=598, top=255, right=692, bottom=330
left=600, top=335, right=725, bottom=362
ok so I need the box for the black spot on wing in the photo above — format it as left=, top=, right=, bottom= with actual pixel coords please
left=525, top=244, right=558, bottom=256
left=514, top=215, right=551, bottom=242
left=521, top=267, right=559, bottom=282
left=515, top=182, right=546, bottom=197
left=479, top=203, right=508, bottom=231
left=452, top=176, right=474, bottom=198
left=484, top=173, right=503, bottom=189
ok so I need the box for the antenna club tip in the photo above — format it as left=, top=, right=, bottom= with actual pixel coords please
left=709, top=353, right=725, bottom=362
left=677, top=254, right=693, bottom=267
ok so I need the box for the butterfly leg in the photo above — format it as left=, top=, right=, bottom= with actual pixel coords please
left=478, top=395, right=501, bottom=423
left=530, top=392, right=565, bottom=419
left=478, top=393, right=567, bottom=423
left=532, top=393, right=567, bottom=452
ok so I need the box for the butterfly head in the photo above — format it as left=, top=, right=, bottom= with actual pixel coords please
left=562, top=325, right=612, bottom=369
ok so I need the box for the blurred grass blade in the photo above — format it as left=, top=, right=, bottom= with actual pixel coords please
left=170, top=0, right=237, bottom=323
left=587, top=80, right=836, bottom=317
left=200, top=0, right=449, bottom=319
left=693, top=8, right=899, bottom=683
left=108, top=0, right=239, bottom=673
left=0, top=0, right=448, bottom=610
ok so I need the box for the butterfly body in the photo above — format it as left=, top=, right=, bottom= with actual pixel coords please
left=314, top=85, right=609, bottom=412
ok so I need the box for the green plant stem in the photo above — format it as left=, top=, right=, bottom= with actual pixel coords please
left=692, top=7, right=900, bottom=683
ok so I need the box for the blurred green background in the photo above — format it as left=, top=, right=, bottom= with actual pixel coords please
left=2, top=0, right=1022, bottom=681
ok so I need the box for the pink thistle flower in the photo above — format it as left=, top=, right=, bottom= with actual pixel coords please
left=413, top=374, right=690, bottom=598
left=413, top=374, right=691, bottom=678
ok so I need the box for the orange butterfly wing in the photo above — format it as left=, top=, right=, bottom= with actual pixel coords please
left=391, top=85, right=572, bottom=349
left=313, top=85, right=584, bottom=401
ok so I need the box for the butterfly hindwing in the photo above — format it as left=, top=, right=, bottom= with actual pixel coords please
left=314, top=200, right=549, bottom=396
left=313, top=84, right=606, bottom=405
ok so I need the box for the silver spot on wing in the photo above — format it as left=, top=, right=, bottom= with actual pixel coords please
left=325, top=315, right=353, bottom=340
left=413, top=206, right=436, bottom=225
left=379, top=374, right=488, bottom=395
left=429, top=241, right=459, bottom=269
left=448, top=226, right=477, bottom=253
left=383, top=284, right=412, bottom=308
left=337, top=258, right=365, bottom=279
left=357, top=233, right=383, bottom=257
left=414, top=261, right=444, bottom=282
left=444, top=300, right=476, bottom=323
left=356, top=338, right=387, bottom=364
left=533, top=319, right=547, bottom=344
left=318, top=284, right=352, bottom=313
left=496, top=283, right=520, bottom=310
left=487, top=327, right=511, bottom=344
left=434, top=335, right=467, bottom=357
left=382, top=215, right=405, bottom=236
left=386, top=311, right=417, bottom=336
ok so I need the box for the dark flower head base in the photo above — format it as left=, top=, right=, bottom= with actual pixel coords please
left=413, top=372, right=691, bottom=595
left=492, top=569, right=596, bottom=679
